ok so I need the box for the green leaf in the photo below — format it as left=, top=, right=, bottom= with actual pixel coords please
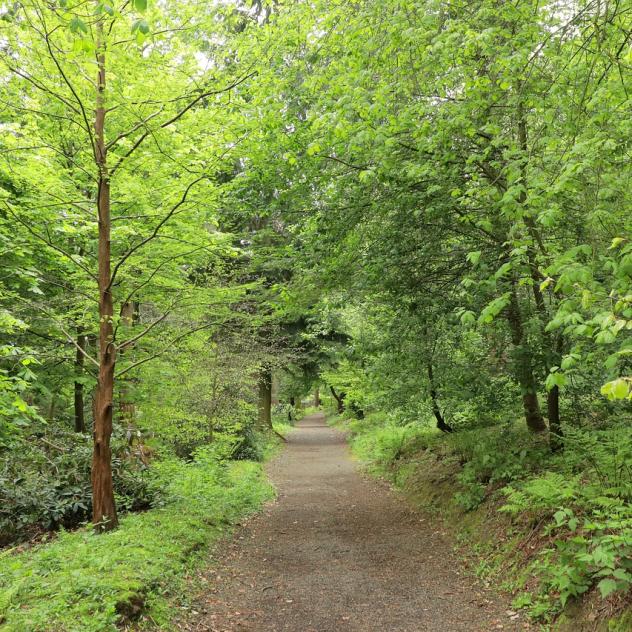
left=546, top=371, right=567, bottom=391
left=494, top=262, right=512, bottom=280
left=131, top=18, right=150, bottom=34
left=133, top=0, right=148, bottom=11
left=600, top=379, right=631, bottom=400
left=597, top=578, right=619, bottom=598
left=69, top=16, right=88, bottom=34
left=466, top=251, right=481, bottom=266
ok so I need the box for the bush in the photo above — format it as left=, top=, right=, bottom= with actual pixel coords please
left=0, top=457, right=274, bottom=631
left=449, top=425, right=551, bottom=509
left=350, top=416, right=440, bottom=471
left=500, top=425, right=632, bottom=611
left=0, top=431, right=161, bottom=546
left=232, top=426, right=267, bottom=461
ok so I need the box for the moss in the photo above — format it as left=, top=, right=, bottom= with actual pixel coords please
left=608, top=610, right=632, bottom=632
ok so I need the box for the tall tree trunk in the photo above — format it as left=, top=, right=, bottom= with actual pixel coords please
left=257, top=363, right=272, bottom=429
left=314, top=387, right=320, bottom=408
left=506, top=287, right=546, bottom=432
left=92, top=16, right=118, bottom=531
left=517, top=102, right=563, bottom=448
left=74, top=332, right=87, bottom=433
left=427, top=361, right=452, bottom=432
left=330, top=386, right=345, bottom=414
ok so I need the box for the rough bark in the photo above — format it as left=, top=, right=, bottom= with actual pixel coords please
left=74, top=332, right=87, bottom=433
left=506, top=288, right=546, bottom=432
left=517, top=103, right=563, bottom=447
left=548, top=384, right=563, bottom=451
left=92, top=17, right=118, bottom=531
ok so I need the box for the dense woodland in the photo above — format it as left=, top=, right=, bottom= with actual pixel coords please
left=0, top=0, right=631, bottom=629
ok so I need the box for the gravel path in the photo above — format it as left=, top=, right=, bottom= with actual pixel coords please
left=179, top=413, right=530, bottom=631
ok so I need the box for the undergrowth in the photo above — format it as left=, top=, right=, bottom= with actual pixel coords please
left=340, top=411, right=632, bottom=628
left=0, top=454, right=274, bottom=631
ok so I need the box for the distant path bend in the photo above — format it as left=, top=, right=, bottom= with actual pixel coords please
left=182, top=413, right=527, bottom=632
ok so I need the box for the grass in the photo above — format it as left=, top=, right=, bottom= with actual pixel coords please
left=0, top=456, right=274, bottom=631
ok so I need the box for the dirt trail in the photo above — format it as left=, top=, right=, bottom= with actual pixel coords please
left=180, top=413, right=529, bottom=632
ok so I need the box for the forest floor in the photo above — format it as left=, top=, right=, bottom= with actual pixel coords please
left=173, top=413, right=532, bottom=632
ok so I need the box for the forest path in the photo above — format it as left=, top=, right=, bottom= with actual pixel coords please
left=178, top=413, right=528, bottom=632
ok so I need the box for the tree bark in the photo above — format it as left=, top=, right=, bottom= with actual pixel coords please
left=517, top=102, right=563, bottom=447
left=92, top=16, right=118, bottom=531
left=74, top=332, right=87, bottom=433
left=548, top=384, right=563, bottom=451
left=330, top=386, right=345, bottom=414
left=257, top=363, right=272, bottom=429
left=427, top=361, right=452, bottom=432
left=314, top=387, right=320, bottom=408
left=506, top=287, right=546, bottom=432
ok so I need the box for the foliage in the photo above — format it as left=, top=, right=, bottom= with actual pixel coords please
left=0, top=0, right=631, bottom=627
left=345, top=413, right=632, bottom=620
left=0, top=430, right=160, bottom=546
left=0, top=456, right=273, bottom=631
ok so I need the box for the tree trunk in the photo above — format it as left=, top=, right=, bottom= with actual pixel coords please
left=314, top=387, right=320, bottom=408
left=92, top=16, right=118, bottom=531
left=427, top=361, right=452, bottom=432
left=74, top=332, right=87, bottom=433
left=330, top=386, right=345, bottom=414
left=518, top=104, right=563, bottom=448
left=506, top=287, right=546, bottom=432
left=548, top=384, right=563, bottom=451
left=257, top=363, right=272, bottom=429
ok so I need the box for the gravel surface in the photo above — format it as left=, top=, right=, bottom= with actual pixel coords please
left=178, top=413, right=531, bottom=631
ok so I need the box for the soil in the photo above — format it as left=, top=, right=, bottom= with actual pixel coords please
left=176, top=413, right=532, bottom=631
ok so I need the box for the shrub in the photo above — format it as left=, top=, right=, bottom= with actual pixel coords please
left=0, top=431, right=161, bottom=546
left=232, top=426, right=267, bottom=461
left=0, top=458, right=274, bottom=631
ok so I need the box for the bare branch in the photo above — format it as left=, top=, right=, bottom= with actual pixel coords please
left=115, top=322, right=218, bottom=377
left=107, top=174, right=208, bottom=291
left=3, top=202, right=97, bottom=279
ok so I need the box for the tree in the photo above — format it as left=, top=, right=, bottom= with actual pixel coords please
left=1, top=0, right=262, bottom=530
